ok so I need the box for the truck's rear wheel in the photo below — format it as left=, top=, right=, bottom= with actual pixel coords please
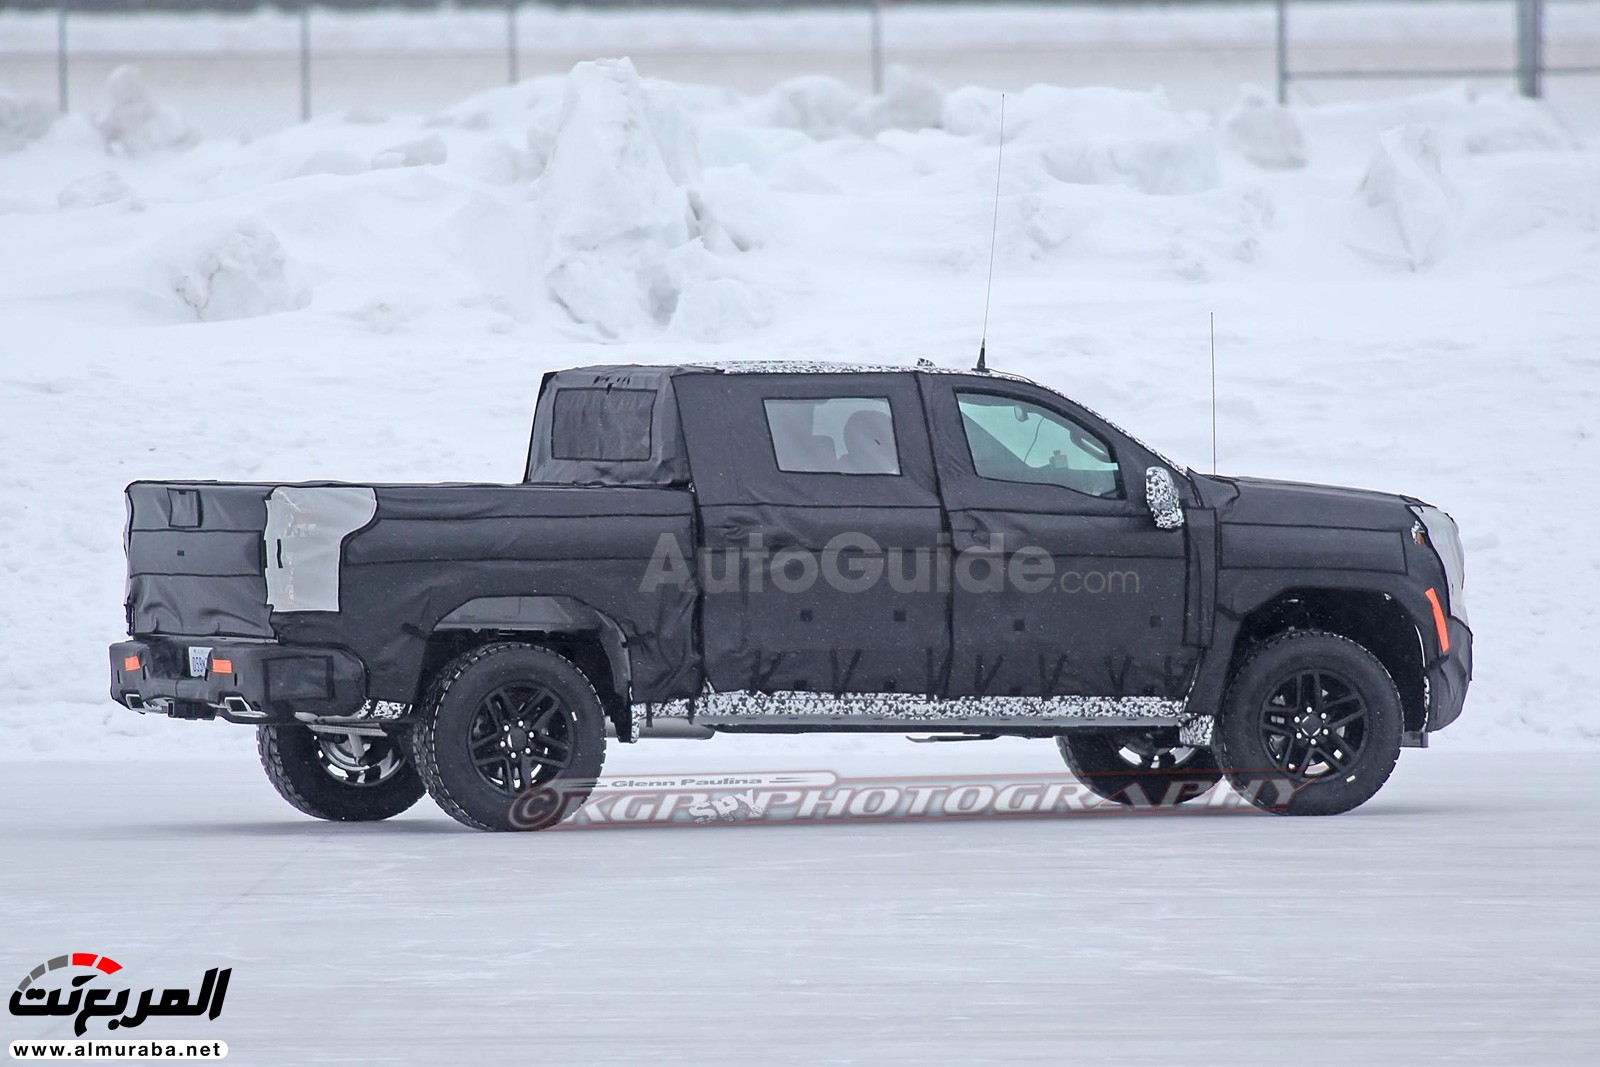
left=410, top=643, right=607, bottom=832
left=257, top=725, right=425, bottom=822
left=1056, top=728, right=1221, bottom=806
left=1215, top=630, right=1403, bottom=816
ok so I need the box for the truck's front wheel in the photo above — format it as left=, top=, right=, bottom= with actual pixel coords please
left=410, top=643, right=607, bottom=831
left=1215, top=630, right=1403, bottom=816
left=257, top=725, right=425, bottom=822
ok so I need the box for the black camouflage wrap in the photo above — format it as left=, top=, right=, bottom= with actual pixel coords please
left=114, top=364, right=1471, bottom=736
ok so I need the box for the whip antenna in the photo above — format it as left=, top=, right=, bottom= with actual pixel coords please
left=1210, top=311, right=1218, bottom=474
left=977, top=93, right=1005, bottom=373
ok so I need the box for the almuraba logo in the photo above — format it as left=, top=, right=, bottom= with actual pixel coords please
left=9, top=952, right=230, bottom=1036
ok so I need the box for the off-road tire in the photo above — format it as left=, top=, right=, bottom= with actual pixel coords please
left=257, top=724, right=425, bottom=822
left=410, top=642, right=607, bottom=832
left=1215, top=630, right=1403, bottom=816
left=1057, top=728, right=1222, bottom=806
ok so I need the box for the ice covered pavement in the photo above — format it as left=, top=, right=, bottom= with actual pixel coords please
left=3, top=745, right=1596, bottom=1063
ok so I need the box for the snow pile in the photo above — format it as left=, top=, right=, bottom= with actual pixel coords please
left=57, top=170, right=142, bottom=210
left=758, top=68, right=946, bottom=139
left=1221, top=86, right=1306, bottom=169
left=372, top=133, right=448, bottom=169
left=93, top=65, right=196, bottom=155
left=0, top=90, right=55, bottom=155
left=171, top=221, right=308, bottom=322
left=1305, top=85, right=1574, bottom=160
left=952, top=86, right=1220, bottom=196
left=536, top=58, right=767, bottom=340
left=1349, top=125, right=1457, bottom=269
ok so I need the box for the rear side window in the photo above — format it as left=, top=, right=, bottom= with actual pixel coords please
left=764, top=397, right=900, bottom=475
left=550, top=388, right=655, bottom=462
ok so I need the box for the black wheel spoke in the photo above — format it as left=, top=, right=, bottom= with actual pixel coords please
left=1327, top=709, right=1366, bottom=731
left=468, top=682, right=575, bottom=796
left=1319, top=745, right=1351, bottom=773
left=1259, top=667, right=1368, bottom=781
left=525, top=693, right=560, bottom=734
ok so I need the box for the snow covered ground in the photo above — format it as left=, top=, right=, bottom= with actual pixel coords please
left=3, top=747, right=1598, bottom=1063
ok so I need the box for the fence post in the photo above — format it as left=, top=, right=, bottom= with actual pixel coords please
left=299, top=2, right=312, bottom=122
left=56, top=1, right=68, bottom=113
left=870, top=0, right=883, bottom=94
left=1275, top=0, right=1288, bottom=104
left=508, top=0, right=520, bottom=85
left=1516, top=0, right=1544, bottom=97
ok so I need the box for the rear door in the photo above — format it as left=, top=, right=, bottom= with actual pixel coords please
left=919, top=375, right=1196, bottom=700
left=675, top=372, right=950, bottom=699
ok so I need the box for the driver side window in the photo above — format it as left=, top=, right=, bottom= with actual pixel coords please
left=956, top=392, right=1123, bottom=498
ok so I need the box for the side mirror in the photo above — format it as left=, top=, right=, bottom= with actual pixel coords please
left=1146, top=467, right=1185, bottom=530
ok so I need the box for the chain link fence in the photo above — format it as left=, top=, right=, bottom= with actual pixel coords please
left=1, top=1, right=1597, bottom=138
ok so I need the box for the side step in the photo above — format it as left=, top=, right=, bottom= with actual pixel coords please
left=906, top=733, right=1001, bottom=744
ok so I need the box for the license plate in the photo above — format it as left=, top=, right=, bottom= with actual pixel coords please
left=188, top=646, right=213, bottom=677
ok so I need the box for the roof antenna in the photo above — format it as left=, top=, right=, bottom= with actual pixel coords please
left=1209, top=310, right=1218, bottom=474
left=976, top=93, right=1006, bottom=373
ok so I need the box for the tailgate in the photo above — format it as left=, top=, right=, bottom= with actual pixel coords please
left=125, top=482, right=273, bottom=638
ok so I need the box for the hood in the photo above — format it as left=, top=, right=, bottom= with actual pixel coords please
left=1193, top=474, right=1411, bottom=530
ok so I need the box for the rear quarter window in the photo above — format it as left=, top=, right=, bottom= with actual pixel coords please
left=550, top=388, right=655, bottom=462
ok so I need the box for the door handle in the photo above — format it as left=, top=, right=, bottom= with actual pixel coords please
left=949, top=519, right=983, bottom=552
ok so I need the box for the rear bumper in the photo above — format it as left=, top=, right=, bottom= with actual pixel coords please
left=109, top=638, right=367, bottom=724
left=1425, top=618, right=1473, bottom=732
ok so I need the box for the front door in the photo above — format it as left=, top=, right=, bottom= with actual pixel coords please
left=920, top=375, right=1196, bottom=701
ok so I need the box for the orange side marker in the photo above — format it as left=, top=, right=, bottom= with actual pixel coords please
left=1423, top=588, right=1451, bottom=654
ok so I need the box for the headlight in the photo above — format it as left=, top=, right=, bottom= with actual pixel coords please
left=1409, top=504, right=1468, bottom=626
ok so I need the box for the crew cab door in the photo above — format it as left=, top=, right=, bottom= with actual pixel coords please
left=919, top=375, right=1196, bottom=700
left=675, top=372, right=950, bottom=697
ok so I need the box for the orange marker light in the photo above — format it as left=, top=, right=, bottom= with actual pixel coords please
left=211, top=658, right=234, bottom=675
left=122, top=654, right=142, bottom=672
left=1423, top=588, right=1451, bottom=654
